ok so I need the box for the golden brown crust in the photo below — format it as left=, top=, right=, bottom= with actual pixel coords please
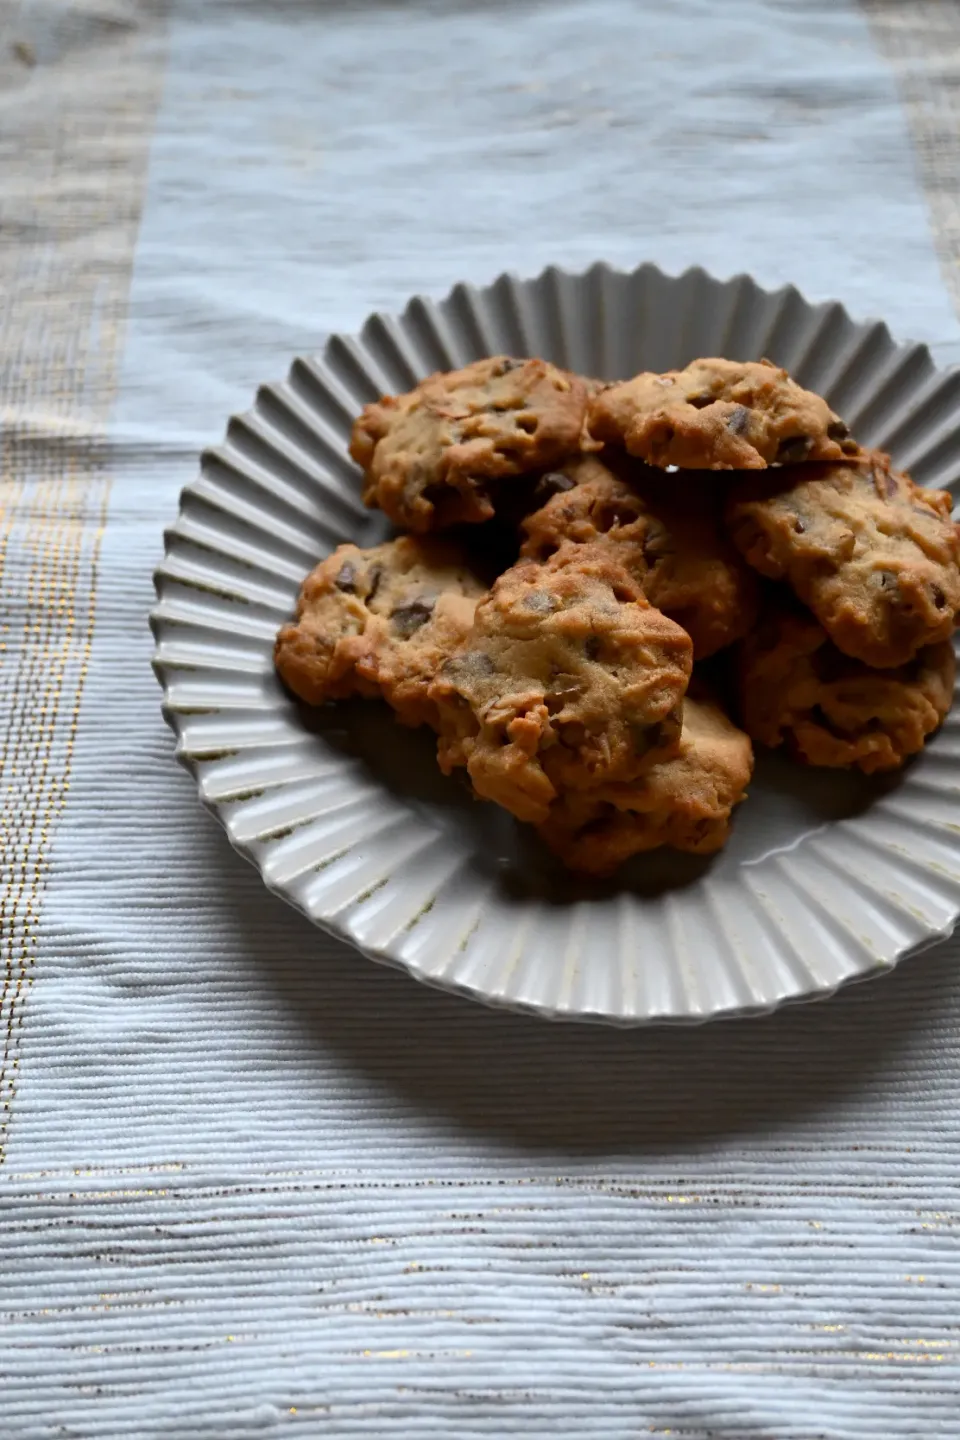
left=538, top=692, right=753, bottom=874
left=589, top=357, right=860, bottom=470
left=519, top=455, right=759, bottom=658
left=737, top=605, right=955, bottom=773
left=279, top=351, right=959, bottom=867
left=350, top=356, right=589, bottom=532
left=725, top=453, right=960, bottom=668
left=428, top=544, right=693, bottom=824
left=274, top=536, right=486, bottom=728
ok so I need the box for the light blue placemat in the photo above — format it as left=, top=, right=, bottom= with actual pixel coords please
left=3, top=2, right=960, bottom=1435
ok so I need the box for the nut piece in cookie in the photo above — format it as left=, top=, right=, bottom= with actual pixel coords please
left=726, top=453, right=960, bottom=667
left=520, top=455, right=759, bottom=658
left=274, top=536, right=486, bottom=728
left=538, top=692, right=753, bottom=875
left=737, top=605, right=955, bottom=773
left=589, top=357, right=860, bottom=470
left=350, top=356, right=589, bottom=532
left=428, top=543, right=693, bottom=825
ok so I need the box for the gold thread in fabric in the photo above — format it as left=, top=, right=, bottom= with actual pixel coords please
left=862, top=0, right=960, bottom=320
left=0, top=3, right=170, bottom=1164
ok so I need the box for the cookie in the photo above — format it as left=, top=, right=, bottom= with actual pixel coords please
left=274, top=536, right=486, bottom=728
left=588, top=357, right=860, bottom=470
left=538, top=692, right=753, bottom=875
left=737, top=605, right=955, bottom=773
left=520, top=455, right=759, bottom=658
left=726, top=454, right=960, bottom=667
left=350, top=356, right=589, bottom=532
left=429, top=543, right=693, bottom=824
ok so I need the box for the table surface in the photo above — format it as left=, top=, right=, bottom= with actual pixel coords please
left=3, top=2, right=960, bottom=1436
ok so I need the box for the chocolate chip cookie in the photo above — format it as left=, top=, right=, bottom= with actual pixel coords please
left=274, top=536, right=486, bottom=728
left=738, top=605, right=955, bottom=773
left=519, top=455, right=759, bottom=658
left=429, top=543, right=693, bottom=824
left=726, top=454, right=960, bottom=668
left=589, top=357, right=860, bottom=470
left=350, top=356, right=589, bottom=532
left=539, top=692, right=753, bottom=875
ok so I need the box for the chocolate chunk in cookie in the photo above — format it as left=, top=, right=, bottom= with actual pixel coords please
left=726, top=453, right=960, bottom=667
left=588, top=357, right=861, bottom=470
left=350, top=356, right=589, bottom=532
left=429, top=543, right=693, bottom=824
left=737, top=604, right=955, bottom=773
left=274, top=536, right=486, bottom=728
left=538, top=691, right=753, bottom=875
left=519, top=455, right=759, bottom=658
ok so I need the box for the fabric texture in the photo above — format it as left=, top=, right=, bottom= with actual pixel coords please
left=4, top=1, right=960, bottom=1436
left=864, top=0, right=960, bottom=321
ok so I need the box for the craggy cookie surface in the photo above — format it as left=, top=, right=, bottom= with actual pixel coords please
left=274, top=345, right=960, bottom=876
left=539, top=693, right=753, bottom=874
left=589, top=357, right=860, bottom=470
left=429, top=543, right=693, bottom=824
left=726, top=454, right=960, bottom=668
left=350, top=356, right=588, bottom=532
left=520, top=456, right=758, bottom=657
left=274, top=536, right=486, bottom=728
left=738, top=606, right=955, bottom=773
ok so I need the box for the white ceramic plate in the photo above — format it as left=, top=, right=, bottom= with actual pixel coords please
left=151, top=262, right=960, bottom=1024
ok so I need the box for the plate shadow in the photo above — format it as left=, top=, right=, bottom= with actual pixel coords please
left=189, top=793, right=958, bottom=1159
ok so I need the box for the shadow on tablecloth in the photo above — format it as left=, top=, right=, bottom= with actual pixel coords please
left=188, top=812, right=958, bottom=1159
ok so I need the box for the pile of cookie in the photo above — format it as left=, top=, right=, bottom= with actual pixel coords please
left=275, top=355, right=960, bottom=875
